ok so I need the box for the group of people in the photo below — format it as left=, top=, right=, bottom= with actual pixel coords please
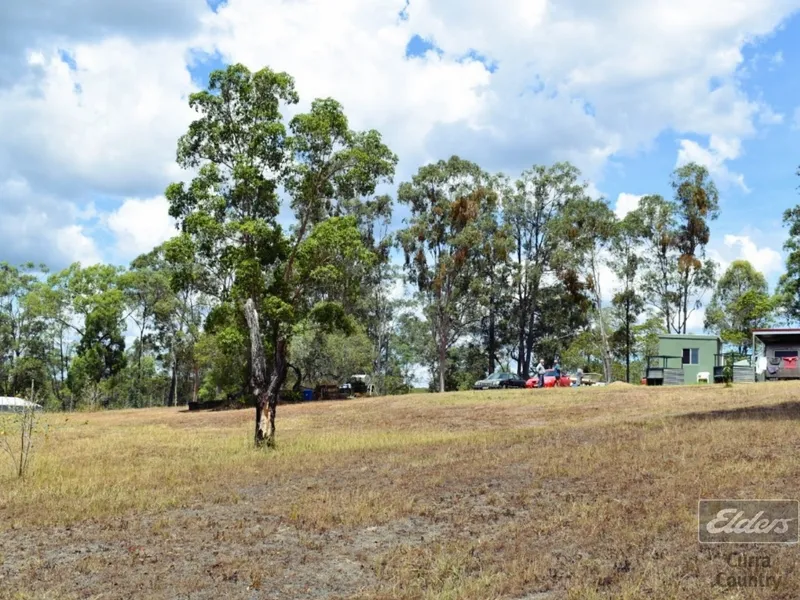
left=534, top=358, right=584, bottom=388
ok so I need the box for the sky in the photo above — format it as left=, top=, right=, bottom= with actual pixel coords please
left=2, top=0, right=800, bottom=334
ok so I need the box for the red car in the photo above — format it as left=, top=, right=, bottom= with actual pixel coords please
left=526, top=370, right=571, bottom=388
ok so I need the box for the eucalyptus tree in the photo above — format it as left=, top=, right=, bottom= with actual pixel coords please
left=501, top=162, right=587, bottom=378
left=560, top=196, right=617, bottom=382
left=671, top=163, right=719, bottom=333
left=396, top=156, right=495, bottom=392
left=609, top=212, right=645, bottom=382
left=167, top=64, right=396, bottom=446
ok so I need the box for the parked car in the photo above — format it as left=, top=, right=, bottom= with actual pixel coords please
left=525, top=370, right=572, bottom=388
left=473, top=371, right=527, bottom=390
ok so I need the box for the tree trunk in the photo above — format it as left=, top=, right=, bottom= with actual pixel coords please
left=625, top=297, right=631, bottom=383
left=517, top=309, right=526, bottom=377
left=521, top=281, right=540, bottom=379
left=192, top=363, right=199, bottom=404
left=438, top=339, right=447, bottom=393
left=244, top=298, right=287, bottom=447
left=488, top=291, right=496, bottom=375
left=167, top=353, right=177, bottom=407
left=591, top=252, right=613, bottom=383
left=288, top=362, right=302, bottom=393
left=137, top=317, right=146, bottom=407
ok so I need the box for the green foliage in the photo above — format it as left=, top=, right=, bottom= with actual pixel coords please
left=166, top=62, right=396, bottom=445
left=290, top=325, right=374, bottom=387
left=633, top=164, right=719, bottom=334
left=777, top=200, right=800, bottom=323
left=501, top=162, right=589, bottom=377
left=397, top=156, right=495, bottom=391
left=3, top=61, right=794, bottom=408
left=609, top=212, right=646, bottom=382
left=195, top=329, right=249, bottom=403
left=705, top=260, right=773, bottom=353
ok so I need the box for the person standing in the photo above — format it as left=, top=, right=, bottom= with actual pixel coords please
left=553, top=359, right=562, bottom=387
left=536, top=359, right=546, bottom=388
left=576, top=367, right=583, bottom=387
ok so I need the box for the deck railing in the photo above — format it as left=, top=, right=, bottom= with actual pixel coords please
left=645, top=355, right=684, bottom=385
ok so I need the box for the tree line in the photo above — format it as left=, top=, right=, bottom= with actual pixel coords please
left=1, top=64, right=797, bottom=440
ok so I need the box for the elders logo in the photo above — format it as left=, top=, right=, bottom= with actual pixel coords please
left=698, top=500, right=799, bottom=544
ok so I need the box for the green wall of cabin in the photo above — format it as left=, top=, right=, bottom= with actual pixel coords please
left=657, top=335, right=721, bottom=384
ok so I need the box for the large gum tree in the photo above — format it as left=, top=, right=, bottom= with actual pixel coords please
left=166, top=64, right=396, bottom=447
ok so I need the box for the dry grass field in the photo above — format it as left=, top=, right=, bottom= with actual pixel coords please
left=2, top=382, right=800, bottom=599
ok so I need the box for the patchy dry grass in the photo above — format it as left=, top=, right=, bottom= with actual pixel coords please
left=2, top=383, right=800, bottom=599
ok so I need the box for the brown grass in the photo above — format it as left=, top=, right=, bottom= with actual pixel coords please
left=2, top=383, right=800, bottom=599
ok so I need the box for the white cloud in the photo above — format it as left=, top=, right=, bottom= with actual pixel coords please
left=0, top=38, right=197, bottom=198
left=106, top=196, right=177, bottom=260
left=614, top=193, right=643, bottom=219
left=0, top=177, right=101, bottom=267
left=198, top=0, right=492, bottom=176
left=54, top=225, right=102, bottom=266
left=1, top=0, right=799, bottom=267
left=0, top=36, right=195, bottom=267
left=722, top=234, right=783, bottom=275
left=597, top=260, right=621, bottom=304
left=685, top=306, right=707, bottom=334
left=196, top=0, right=800, bottom=181
left=758, top=105, right=784, bottom=125
left=676, top=135, right=749, bottom=191
left=793, top=106, right=800, bottom=130
left=707, top=232, right=784, bottom=283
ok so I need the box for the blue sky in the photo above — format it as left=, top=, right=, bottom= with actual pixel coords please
left=1, top=0, right=800, bottom=333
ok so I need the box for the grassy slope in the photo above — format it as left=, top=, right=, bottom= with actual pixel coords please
left=2, top=383, right=800, bottom=599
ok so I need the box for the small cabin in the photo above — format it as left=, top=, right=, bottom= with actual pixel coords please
left=646, top=334, right=722, bottom=385
left=752, top=329, right=800, bottom=381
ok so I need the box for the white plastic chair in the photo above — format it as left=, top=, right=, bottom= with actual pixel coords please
left=697, top=371, right=710, bottom=383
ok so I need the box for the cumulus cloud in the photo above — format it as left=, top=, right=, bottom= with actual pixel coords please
left=0, top=0, right=207, bottom=87
left=676, top=135, right=749, bottom=192
left=707, top=232, right=784, bottom=284
left=199, top=0, right=798, bottom=180
left=198, top=0, right=493, bottom=178
left=106, top=196, right=177, bottom=260
left=614, top=193, right=643, bottom=219
left=0, top=177, right=101, bottom=267
left=1, top=0, right=799, bottom=268
left=722, top=234, right=784, bottom=275
left=0, top=38, right=197, bottom=199
left=54, top=225, right=103, bottom=266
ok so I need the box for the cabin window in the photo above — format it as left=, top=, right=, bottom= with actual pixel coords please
left=774, top=350, right=799, bottom=358
left=682, top=348, right=699, bottom=365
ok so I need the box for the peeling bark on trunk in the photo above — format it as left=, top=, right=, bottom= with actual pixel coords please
left=244, top=298, right=287, bottom=448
